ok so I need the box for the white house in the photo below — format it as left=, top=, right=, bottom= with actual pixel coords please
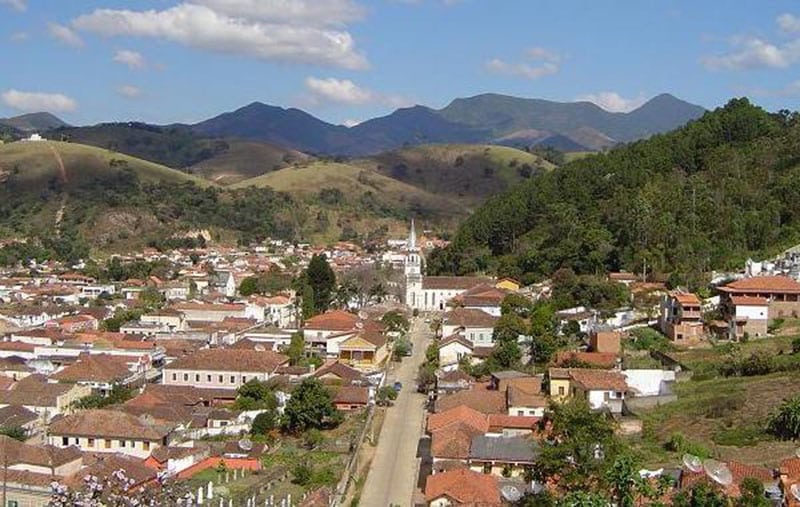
left=162, top=349, right=289, bottom=390
left=441, top=308, right=498, bottom=346
left=568, top=369, right=628, bottom=414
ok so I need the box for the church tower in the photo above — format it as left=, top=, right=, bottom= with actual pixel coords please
left=404, top=220, right=422, bottom=308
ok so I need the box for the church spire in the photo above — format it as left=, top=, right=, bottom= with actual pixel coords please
left=409, top=219, right=417, bottom=251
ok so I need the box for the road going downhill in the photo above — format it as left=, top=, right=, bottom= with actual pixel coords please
left=360, top=317, right=432, bottom=506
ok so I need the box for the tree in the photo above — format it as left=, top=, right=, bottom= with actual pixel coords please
left=501, top=293, right=533, bottom=318
left=392, top=335, right=412, bottom=360
left=251, top=410, right=278, bottom=436
left=488, top=339, right=521, bottom=370
left=377, top=386, right=398, bottom=405
left=297, top=281, right=316, bottom=320
left=303, top=428, right=324, bottom=449
left=286, top=332, right=306, bottom=366
left=736, top=477, right=770, bottom=507
left=305, top=254, right=336, bottom=314
left=533, top=399, right=621, bottom=492
left=0, top=426, right=26, bottom=441
left=492, top=313, right=527, bottom=344
left=239, top=276, right=260, bottom=297
left=381, top=311, right=410, bottom=334
left=235, top=379, right=278, bottom=411
left=283, top=378, right=342, bottom=433
left=768, top=396, right=800, bottom=440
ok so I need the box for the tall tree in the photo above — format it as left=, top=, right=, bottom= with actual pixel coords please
left=283, top=378, right=342, bottom=433
left=305, top=254, right=336, bottom=314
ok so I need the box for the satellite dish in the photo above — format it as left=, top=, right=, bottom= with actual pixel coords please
left=703, top=459, right=733, bottom=486
left=682, top=454, right=703, bottom=473
left=238, top=438, right=253, bottom=452
left=791, top=484, right=800, bottom=502
left=254, top=345, right=266, bottom=352
left=500, top=485, right=523, bottom=502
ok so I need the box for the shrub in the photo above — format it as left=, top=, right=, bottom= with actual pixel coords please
left=705, top=395, right=745, bottom=419
left=663, top=432, right=710, bottom=458
left=768, top=396, right=800, bottom=440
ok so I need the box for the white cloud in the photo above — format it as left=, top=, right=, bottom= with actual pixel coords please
left=192, top=0, right=363, bottom=26
left=744, top=80, right=800, bottom=98
left=575, top=92, right=647, bottom=113
left=1, top=89, right=77, bottom=113
left=48, top=22, right=84, bottom=48
left=485, top=47, right=562, bottom=80
left=71, top=3, right=367, bottom=69
left=117, top=85, right=142, bottom=98
left=305, top=77, right=374, bottom=105
left=778, top=13, right=800, bottom=34
left=485, top=58, right=559, bottom=80
left=525, top=46, right=561, bottom=63
left=702, top=37, right=800, bottom=70
left=304, top=77, right=410, bottom=107
left=0, top=0, right=25, bottom=12
left=113, top=50, right=147, bottom=70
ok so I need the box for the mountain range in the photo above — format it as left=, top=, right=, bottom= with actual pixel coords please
left=2, top=92, right=705, bottom=156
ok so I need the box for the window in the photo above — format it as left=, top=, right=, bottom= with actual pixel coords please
left=616, top=391, right=623, bottom=398
left=143, top=441, right=150, bottom=451
left=87, top=438, right=95, bottom=447
left=8, top=500, right=19, bottom=507
left=120, top=440, right=126, bottom=448
left=517, top=410, right=524, bottom=416
left=558, top=386, right=565, bottom=396
left=183, top=373, right=188, bottom=381
left=195, top=374, right=200, bottom=382
left=171, top=373, right=176, bottom=381
left=207, top=375, right=212, bottom=382
left=604, top=392, right=610, bottom=401
left=61, top=436, right=68, bottom=446
left=104, top=439, right=111, bottom=449
left=218, top=375, right=223, bottom=383
left=483, top=463, right=491, bottom=474
left=242, top=376, right=247, bottom=383
left=230, top=376, right=236, bottom=384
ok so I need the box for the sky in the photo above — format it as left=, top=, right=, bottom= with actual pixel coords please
left=2, top=0, right=800, bottom=126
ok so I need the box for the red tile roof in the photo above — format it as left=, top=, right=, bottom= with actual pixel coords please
left=435, top=384, right=506, bottom=414
left=164, top=348, right=288, bottom=373
left=424, top=468, right=501, bottom=505
left=568, top=369, right=628, bottom=392
left=487, top=414, right=540, bottom=431
left=730, top=296, right=769, bottom=306
left=427, top=405, right=489, bottom=434
left=671, top=292, right=701, bottom=306
left=304, top=310, right=359, bottom=332
left=721, top=276, right=800, bottom=294
left=443, top=308, right=498, bottom=328
left=553, top=351, right=619, bottom=368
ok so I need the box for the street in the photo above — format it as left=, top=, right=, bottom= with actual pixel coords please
left=360, top=317, right=432, bottom=506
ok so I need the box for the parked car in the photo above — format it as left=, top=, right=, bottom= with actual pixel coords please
left=393, top=381, right=403, bottom=392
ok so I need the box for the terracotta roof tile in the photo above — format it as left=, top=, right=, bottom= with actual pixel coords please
left=164, top=348, right=288, bottom=373
left=436, top=384, right=506, bottom=415
left=424, top=468, right=501, bottom=505
left=730, top=296, right=769, bottom=306
left=568, top=369, right=628, bottom=392
left=304, top=310, right=359, bottom=332
left=49, top=409, right=174, bottom=440
left=427, top=405, right=489, bottom=434
left=722, top=276, right=800, bottom=294
left=443, top=308, right=498, bottom=328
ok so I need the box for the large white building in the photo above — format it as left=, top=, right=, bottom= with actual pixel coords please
left=404, top=221, right=490, bottom=312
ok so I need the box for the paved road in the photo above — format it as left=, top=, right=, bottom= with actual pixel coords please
left=360, top=317, right=431, bottom=507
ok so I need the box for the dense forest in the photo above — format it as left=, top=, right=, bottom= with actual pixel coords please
left=428, top=99, right=800, bottom=287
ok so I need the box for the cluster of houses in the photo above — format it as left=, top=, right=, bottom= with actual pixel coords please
left=0, top=239, right=431, bottom=505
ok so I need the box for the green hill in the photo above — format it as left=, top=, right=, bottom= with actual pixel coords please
left=427, top=98, right=800, bottom=287
left=189, top=140, right=312, bottom=185
left=357, top=144, right=554, bottom=200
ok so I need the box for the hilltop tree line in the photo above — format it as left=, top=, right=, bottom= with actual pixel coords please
left=428, top=99, right=800, bottom=288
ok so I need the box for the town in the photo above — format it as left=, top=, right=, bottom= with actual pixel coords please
left=0, top=220, right=797, bottom=506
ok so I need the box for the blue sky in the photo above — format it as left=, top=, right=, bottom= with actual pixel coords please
left=1, top=0, right=800, bottom=126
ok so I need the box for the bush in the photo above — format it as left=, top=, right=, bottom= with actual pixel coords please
left=768, top=318, right=785, bottom=334
left=250, top=410, right=278, bottom=436
left=768, top=396, right=800, bottom=440
left=627, top=327, right=673, bottom=352
left=292, top=463, right=313, bottom=486
left=663, top=432, right=710, bottom=458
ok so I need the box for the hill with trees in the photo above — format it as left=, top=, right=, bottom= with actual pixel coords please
left=427, top=98, right=800, bottom=287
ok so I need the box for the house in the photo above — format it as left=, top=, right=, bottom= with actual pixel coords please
left=719, top=275, right=800, bottom=319
left=659, top=291, right=704, bottom=342
left=48, top=409, right=175, bottom=458
left=47, top=314, right=99, bottom=333
left=0, top=375, right=90, bottom=421
left=0, top=405, right=40, bottom=439
left=567, top=369, right=628, bottom=413
left=50, top=353, right=147, bottom=395
left=303, top=310, right=359, bottom=341
left=162, top=348, right=289, bottom=389
left=331, top=385, right=370, bottom=411
left=337, top=330, right=388, bottom=370
left=724, top=295, right=769, bottom=340
left=449, top=284, right=511, bottom=317
left=424, top=468, right=501, bottom=506
left=468, top=435, right=537, bottom=478
left=441, top=308, right=498, bottom=346
left=435, top=384, right=507, bottom=415
left=547, top=368, right=572, bottom=400
left=435, top=369, right=474, bottom=395
left=438, top=334, right=477, bottom=368
left=0, top=435, right=84, bottom=507
left=505, top=383, right=547, bottom=417
left=246, top=295, right=294, bottom=328
left=313, top=360, right=368, bottom=386
left=172, top=302, right=246, bottom=323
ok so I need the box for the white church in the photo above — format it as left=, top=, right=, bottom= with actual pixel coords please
left=404, top=220, right=490, bottom=312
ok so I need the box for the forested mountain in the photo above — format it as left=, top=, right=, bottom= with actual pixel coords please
left=0, top=112, right=69, bottom=133
left=427, top=98, right=800, bottom=287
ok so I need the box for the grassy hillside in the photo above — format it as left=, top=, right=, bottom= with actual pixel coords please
left=189, top=140, right=312, bottom=185
left=427, top=98, right=800, bottom=286
left=0, top=140, right=208, bottom=188
left=358, top=144, right=554, bottom=199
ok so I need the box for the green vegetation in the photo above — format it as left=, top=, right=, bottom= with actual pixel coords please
left=0, top=426, right=26, bottom=441
left=428, top=99, right=800, bottom=286
left=283, top=378, right=343, bottom=433
left=234, top=379, right=278, bottom=411
left=767, top=396, right=800, bottom=440
left=73, top=384, right=134, bottom=410
left=297, top=254, right=336, bottom=317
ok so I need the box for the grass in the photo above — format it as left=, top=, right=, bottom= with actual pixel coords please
left=564, top=151, right=595, bottom=163
left=629, top=370, right=800, bottom=467
left=190, top=140, right=312, bottom=185
left=0, top=140, right=210, bottom=187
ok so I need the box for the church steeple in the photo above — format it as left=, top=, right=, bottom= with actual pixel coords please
left=409, top=219, right=418, bottom=252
